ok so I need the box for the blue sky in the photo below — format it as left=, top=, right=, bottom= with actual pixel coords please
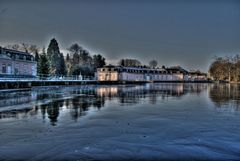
left=0, top=0, right=240, bottom=71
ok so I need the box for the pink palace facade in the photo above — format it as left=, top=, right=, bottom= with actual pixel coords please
left=0, top=47, right=37, bottom=77
left=97, top=65, right=190, bottom=82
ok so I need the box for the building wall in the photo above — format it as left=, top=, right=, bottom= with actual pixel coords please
left=0, top=48, right=37, bottom=77
left=97, top=68, right=189, bottom=82
left=98, top=71, right=118, bottom=81
left=120, top=72, right=145, bottom=81
left=0, top=59, right=37, bottom=76
left=0, top=59, right=13, bottom=74
left=13, top=60, right=37, bottom=76
left=188, top=75, right=207, bottom=81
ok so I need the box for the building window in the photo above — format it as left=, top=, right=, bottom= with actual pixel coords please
left=26, top=56, right=31, bottom=61
left=23, top=64, right=27, bottom=73
left=15, top=54, right=19, bottom=59
left=7, top=64, right=11, bottom=74
left=2, top=64, right=6, bottom=74
left=7, top=52, right=11, bottom=57
left=14, top=68, right=19, bottom=75
left=19, top=54, right=23, bottom=60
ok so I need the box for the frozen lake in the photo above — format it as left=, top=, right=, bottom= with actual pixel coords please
left=0, top=83, right=240, bottom=160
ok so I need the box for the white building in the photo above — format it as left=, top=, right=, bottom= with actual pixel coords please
left=97, top=65, right=189, bottom=82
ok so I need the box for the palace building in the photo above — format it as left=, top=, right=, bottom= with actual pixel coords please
left=0, top=47, right=37, bottom=78
left=97, top=65, right=190, bottom=82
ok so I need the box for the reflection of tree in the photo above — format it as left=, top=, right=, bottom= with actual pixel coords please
left=40, top=104, right=47, bottom=120
left=92, top=97, right=105, bottom=109
left=70, top=97, right=87, bottom=121
left=0, top=83, right=208, bottom=124
left=69, top=95, right=105, bottom=121
left=47, top=101, right=60, bottom=126
left=209, top=84, right=240, bottom=111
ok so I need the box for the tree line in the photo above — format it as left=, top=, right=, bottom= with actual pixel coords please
left=5, top=38, right=106, bottom=78
left=209, top=55, right=240, bottom=82
left=5, top=39, right=161, bottom=78
left=118, top=59, right=158, bottom=68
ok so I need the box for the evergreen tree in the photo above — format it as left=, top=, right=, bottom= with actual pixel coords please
left=60, top=53, right=67, bottom=76
left=47, top=38, right=61, bottom=75
left=38, top=48, right=49, bottom=79
left=65, top=53, right=72, bottom=76
left=35, top=51, right=39, bottom=62
left=93, top=54, right=106, bottom=69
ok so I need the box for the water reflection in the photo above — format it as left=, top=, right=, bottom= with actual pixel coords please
left=209, top=84, right=240, bottom=111
left=98, top=83, right=207, bottom=105
left=0, top=83, right=209, bottom=125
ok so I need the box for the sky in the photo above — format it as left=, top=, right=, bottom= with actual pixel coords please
left=0, top=0, right=239, bottom=72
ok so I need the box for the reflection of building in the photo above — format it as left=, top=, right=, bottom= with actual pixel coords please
left=96, top=84, right=202, bottom=105
left=0, top=84, right=208, bottom=123
left=97, top=87, right=118, bottom=97
left=0, top=47, right=37, bottom=77
left=97, top=65, right=189, bottom=82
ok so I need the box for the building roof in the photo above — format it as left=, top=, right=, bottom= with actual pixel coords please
left=2, top=48, right=31, bottom=55
left=0, top=47, right=35, bottom=62
left=100, top=65, right=190, bottom=74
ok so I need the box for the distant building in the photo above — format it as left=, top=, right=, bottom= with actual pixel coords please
left=97, top=65, right=189, bottom=82
left=188, top=70, right=208, bottom=81
left=166, top=66, right=189, bottom=81
left=0, top=47, right=37, bottom=77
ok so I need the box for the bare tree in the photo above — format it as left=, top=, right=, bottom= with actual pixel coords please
left=209, top=56, right=237, bottom=82
left=149, top=60, right=158, bottom=68
left=28, top=45, right=39, bottom=54
left=67, top=43, right=82, bottom=65
left=5, top=44, right=21, bottom=50
left=21, top=43, right=29, bottom=52
left=5, top=43, right=39, bottom=55
left=118, top=59, right=141, bottom=67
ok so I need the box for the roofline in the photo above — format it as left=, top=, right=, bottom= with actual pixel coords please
left=1, top=47, right=32, bottom=56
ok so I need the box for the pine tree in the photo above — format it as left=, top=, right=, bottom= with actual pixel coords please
left=47, top=38, right=61, bottom=76
left=38, top=48, right=49, bottom=79
left=60, top=53, right=66, bottom=76
left=66, top=53, right=70, bottom=62
left=35, top=51, right=39, bottom=62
